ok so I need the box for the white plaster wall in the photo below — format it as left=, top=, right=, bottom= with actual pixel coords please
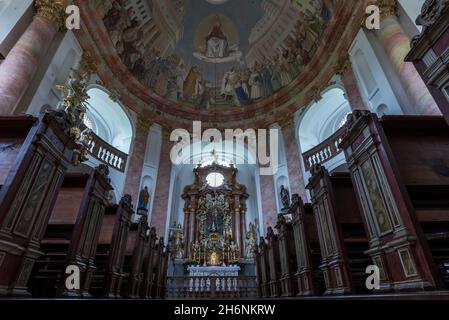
left=349, top=29, right=404, bottom=116
left=0, top=0, right=33, bottom=57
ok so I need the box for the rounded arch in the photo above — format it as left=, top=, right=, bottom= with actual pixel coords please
left=297, top=87, right=351, bottom=153
left=85, top=85, right=134, bottom=154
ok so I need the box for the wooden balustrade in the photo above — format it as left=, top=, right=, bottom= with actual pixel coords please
left=302, top=125, right=346, bottom=171
left=166, top=276, right=257, bottom=299
left=85, top=132, right=128, bottom=172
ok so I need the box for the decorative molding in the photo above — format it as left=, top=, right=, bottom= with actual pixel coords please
left=136, top=114, right=152, bottom=130
left=376, top=0, right=398, bottom=20
left=334, top=55, right=351, bottom=76
left=35, top=0, right=66, bottom=30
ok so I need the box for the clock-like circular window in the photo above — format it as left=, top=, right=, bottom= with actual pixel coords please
left=206, top=172, right=225, bottom=188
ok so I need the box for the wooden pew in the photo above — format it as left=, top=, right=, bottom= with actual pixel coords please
left=340, top=111, right=449, bottom=291
left=266, top=227, right=281, bottom=298
left=140, top=227, right=158, bottom=299
left=275, top=214, right=296, bottom=297
left=91, top=195, right=134, bottom=298
left=0, top=112, right=79, bottom=296
left=307, top=164, right=370, bottom=295
left=125, top=212, right=149, bottom=298
left=153, top=237, right=167, bottom=299
left=290, top=194, right=322, bottom=296
left=28, top=164, right=112, bottom=297
left=257, top=237, right=270, bottom=298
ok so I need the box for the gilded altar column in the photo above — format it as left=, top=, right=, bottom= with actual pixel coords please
left=189, top=197, right=196, bottom=246
left=0, top=0, right=65, bottom=114
left=335, top=56, right=370, bottom=111
left=374, top=0, right=440, bottom=115
left=123, top=115, right=151, bottom=209
left=239, top=205, right=247, bottom=258
left=234, top=198, right=241, bottom=253
left=182, top=201, right=191, bottom=258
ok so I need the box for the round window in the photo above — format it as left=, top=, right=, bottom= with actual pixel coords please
left=206, top=172, right=225, bottom=187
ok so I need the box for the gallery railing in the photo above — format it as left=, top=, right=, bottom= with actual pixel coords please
left=166, top=276, right=257, bottom=299
left=302, top=125, right=347, bottom=171
left=85, top=132, right=128, bottom=172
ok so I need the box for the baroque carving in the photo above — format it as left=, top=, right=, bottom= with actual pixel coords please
left=35, top=0, right=66, bottom=30
left=411, top=0, right=449, bottom=47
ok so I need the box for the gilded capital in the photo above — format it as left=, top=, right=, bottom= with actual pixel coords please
left=374, top=0, right=398, bottom=20
left=137, top=114, right=152, bottom=130
left=35, top=0, right=66, bottom=30
left=334, top=55, right=351, bottom=76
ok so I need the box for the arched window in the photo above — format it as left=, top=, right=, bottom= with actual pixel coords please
left=85, top=87, right=133, bottom=154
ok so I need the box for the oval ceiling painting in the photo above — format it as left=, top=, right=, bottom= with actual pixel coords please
left=102, top=0, right=336, bottom=109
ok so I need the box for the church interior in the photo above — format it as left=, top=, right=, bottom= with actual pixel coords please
left=0, top=0, right=449, bottom=301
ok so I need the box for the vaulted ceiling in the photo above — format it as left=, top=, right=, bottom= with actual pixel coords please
left=75, top=0, right=368, bottom=129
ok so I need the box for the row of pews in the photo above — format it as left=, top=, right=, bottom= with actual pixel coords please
left=256, top=111, right=449, bottom=297
left=0, top=112, right=168, bottom=298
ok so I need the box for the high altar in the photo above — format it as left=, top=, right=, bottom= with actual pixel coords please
left=169, top=161, right=258, bottom=277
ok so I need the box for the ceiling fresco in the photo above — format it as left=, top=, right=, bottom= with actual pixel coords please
left=101, top=0, right=336, bottom=109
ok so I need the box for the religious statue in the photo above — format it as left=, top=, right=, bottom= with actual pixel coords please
left=138, top=186, right=150, bottom=210
left=245, top=222, right=258, bottom=259
left=170, top=222, right=184, bottom=259
left=229, top=241, right=239, bottom=263
left=209, top=250, right=220, bottom=266
left=191, top=240, right=201, bottom=262
left=280, top=185, right=290, bottom=209
left=205, top=15, right=229, bottom=59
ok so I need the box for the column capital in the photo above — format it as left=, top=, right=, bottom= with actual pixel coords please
left=136, top=114, right=152, bottom=130
left=278, top=114, right=295, bottom=129
left=373, top=0, right=398, bottom=20
left=35, top=0, right=66, bottom=30
left=334, top=55, right=351, bottom=76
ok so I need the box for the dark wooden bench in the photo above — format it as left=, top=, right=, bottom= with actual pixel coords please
left=340, top=111, right=449, bottom=291
left=28, top=164, right=112, bottom=297
left=0, top=112, right=79, bottom=296
left=307, top=165, right=370, bottom=295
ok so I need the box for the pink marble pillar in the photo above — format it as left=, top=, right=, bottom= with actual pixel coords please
left=260, top=174, right=277, bottom=231
left=0, top=1, right=64, bottom=114
left=377, top=12, right=439, bottom=115
left=282, top=121, right=307, bottom=201
left=340, top=63, right=370, bottom=111
left=151, top=129, right=173, bottom=236
left=123, top=117, right=150, bottom=208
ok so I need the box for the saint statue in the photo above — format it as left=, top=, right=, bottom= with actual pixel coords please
left=138, top=186, right=150, bottom=210
left=280, top=185, right=290, bottom=209
left=205, top=16, right=229, bottom=59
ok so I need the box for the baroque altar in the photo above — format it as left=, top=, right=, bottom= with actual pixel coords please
left=169, top=161, right=259, bottom=270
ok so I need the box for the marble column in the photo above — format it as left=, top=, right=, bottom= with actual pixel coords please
left=336, top=56, right=370, bottom=111
left=260, top=174, right=277, bottom=231
left=123, top=115, right=151, bottom=208
left=151, top=127, right=173, bottom=236
left=280, top=118, right=307, bottom=201
left=375, top=0, right=440, bottom=115
left=0, top=0, right=65, bottom=115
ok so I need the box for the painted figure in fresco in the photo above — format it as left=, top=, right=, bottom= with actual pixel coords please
left=205, top=15, right=229, bottom=59
left=183, top=66, right=202, bottom=99
left=138, top=186, right=150, bottom=210
left=221, top=68, right=239, bottom=102
left=280, top=185, right=290, bottom=209
left=259, top=58, right=274, bottom=97
left=248, top=65, right=263, bottom=100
